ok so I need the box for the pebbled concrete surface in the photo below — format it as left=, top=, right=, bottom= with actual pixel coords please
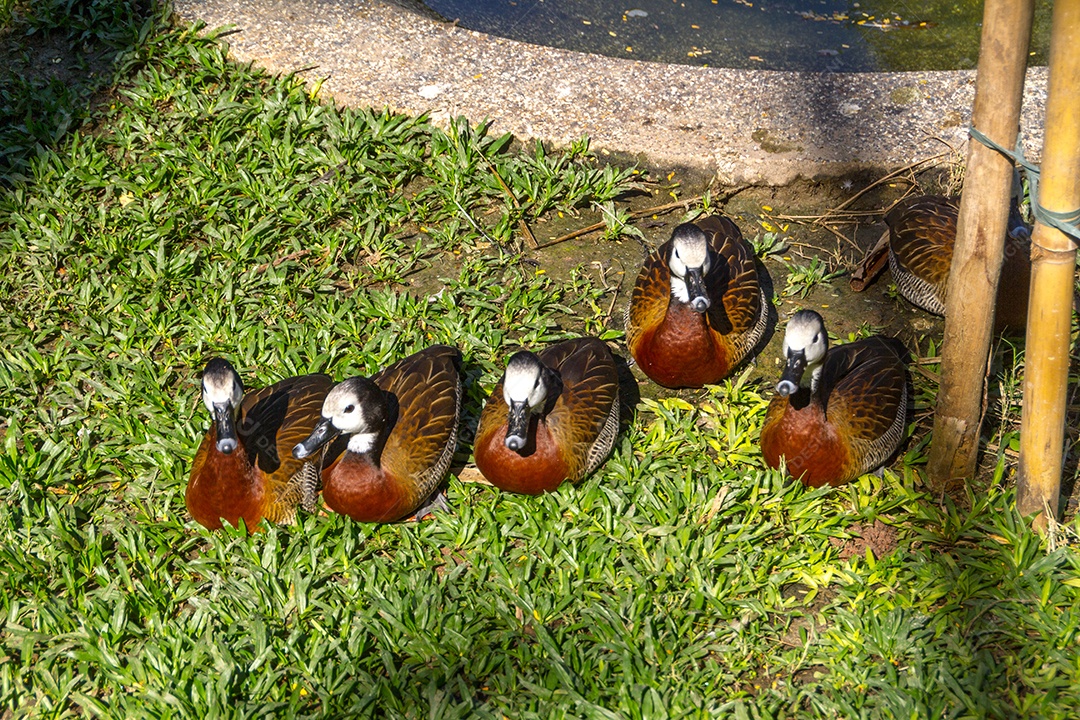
left=174, top=0, right=1047, bottom=185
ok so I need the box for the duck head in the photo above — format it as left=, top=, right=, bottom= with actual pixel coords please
left=668, top=223, right=713, bottom=313
left=293, top=376, right=387, bottom=459
left=777, top=310, right=828, bottom=397
left=201, top=358, right=244, bottom=454
left=502, top=350, right=559, bottom=452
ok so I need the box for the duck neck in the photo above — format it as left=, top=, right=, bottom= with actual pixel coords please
left=807, top=362, right=824, bottom=396
left=346, top=430, right=384, bottom=464
left=786, top=362, right=825, bottom=411
left=669, top=275, right=691, bottom=304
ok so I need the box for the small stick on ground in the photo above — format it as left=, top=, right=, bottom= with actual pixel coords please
left=849, top=230, right=891, bottom=292
left=454, top=197, right=503, bottom=250
left=605, top=286, right=621, bottom=324
left=536, top=195, right=701, bottom=250
left=483, top=156, right=538, bottom=249
left=255, top=249, right=312, bottom=274
left=823, top=151, right=951, bottom=220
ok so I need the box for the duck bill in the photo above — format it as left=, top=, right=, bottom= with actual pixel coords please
left=686, top=268, right=711, bottom=313
left=776, top=351, right=807, bottom=397
left=293, top=417, right=338, bottom=459
left=213, top=403, right=238, bottom=454
left=504, top=401, right=531, bottom=452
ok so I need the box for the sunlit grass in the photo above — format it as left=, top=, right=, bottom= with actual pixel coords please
left=2, top=2, right=1080, bottom=718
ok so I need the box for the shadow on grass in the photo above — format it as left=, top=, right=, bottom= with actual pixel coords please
left=0, top=0, right=163, bottom=184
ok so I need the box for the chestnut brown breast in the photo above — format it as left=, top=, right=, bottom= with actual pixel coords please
left=474, top=415, right=570, bottom=495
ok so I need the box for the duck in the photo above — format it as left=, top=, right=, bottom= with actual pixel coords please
left=883, top=194, right=1031, bottom=330
left=473, top=337, right=620, bottom=495
left=187, top=358, right=334, bottom=530
left=292, top=345, right=462, bottom=522
left=759, top=310, right=910, bottom=487
left=625, top=215, right=768, bottom=388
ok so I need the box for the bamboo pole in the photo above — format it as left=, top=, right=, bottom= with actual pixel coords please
left=926, top=0, right=1035, bottom=491
left=1016, top=0, right=1080, bottom=532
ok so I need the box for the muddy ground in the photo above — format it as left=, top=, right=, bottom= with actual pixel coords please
left=399, top=156, right=1080, bottom=517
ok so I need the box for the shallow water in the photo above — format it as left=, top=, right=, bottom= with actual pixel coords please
left=421, top=0, right=1051, bottom=72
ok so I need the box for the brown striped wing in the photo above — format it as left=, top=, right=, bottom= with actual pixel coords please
left=238, top=373, right=334, bottom=523
left=625, top=244, right=671, bottom=354
left=819, top=337, right=910, bottom=477
left=374, top=345, right=463, bottom=506
left=886, top=195, right=957, bottom=294
left=541, top=338, right=621, bottom=480
left=698, top=215, right=764, bottom=340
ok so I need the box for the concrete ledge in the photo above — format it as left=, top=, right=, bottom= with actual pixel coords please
left=174, top=0, right=1047, bottom=185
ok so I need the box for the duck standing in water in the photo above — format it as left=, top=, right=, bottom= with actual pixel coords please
left=760, top=310, right=910, bottom=487
left=626, top=216, right=768, bottom=388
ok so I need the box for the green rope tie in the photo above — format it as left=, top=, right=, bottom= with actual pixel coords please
left=969, top=126, right=1080, bottom=246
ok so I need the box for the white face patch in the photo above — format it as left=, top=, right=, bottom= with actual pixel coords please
left=347, top=431, right=379, bottom=454
left=202, top=373, right=243, bottom=415
left=503, top=360, right=547, bottom=410
left=669, top=228, right=710, bottom=269
left=668, top=228, right=712, bottom=302
left=782, top=311, right=829, bottom=389
left=323, top=386, right=369, bottom=435
left=783, top=321, right=827, bottom=365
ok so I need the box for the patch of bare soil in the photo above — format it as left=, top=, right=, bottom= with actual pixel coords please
left=830, top=519, right=900, bottom=560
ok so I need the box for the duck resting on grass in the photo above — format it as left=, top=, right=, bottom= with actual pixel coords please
left=760, top=310, right=910, bottom=487
left=852, top=194, right=1033, bottom=332
left=473, top=337, right=620, bottom=495
left=187, top=358, right=333, bottom=531
left=626, top=216, right=768, bottom=388
left=293, top=345, right=462, bottom=522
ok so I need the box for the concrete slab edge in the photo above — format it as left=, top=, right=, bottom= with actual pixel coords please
left=174, top=0, right=1048, bottom=186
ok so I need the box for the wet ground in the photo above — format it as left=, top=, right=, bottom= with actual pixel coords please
left=420, top=0, right=1053, bottom=72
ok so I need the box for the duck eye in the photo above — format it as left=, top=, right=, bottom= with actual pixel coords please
left=813, top=334, right=820, bottom=344
left=344, top=404, right=355, bottom=414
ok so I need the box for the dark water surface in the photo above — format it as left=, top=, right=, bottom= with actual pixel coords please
left=420, top=0, right=1051, bottom=72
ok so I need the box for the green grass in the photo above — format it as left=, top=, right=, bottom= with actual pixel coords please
left=3, top=2, right=1080, bottom=718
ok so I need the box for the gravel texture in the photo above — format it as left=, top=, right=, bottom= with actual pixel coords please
left=174, top=0, right=1048, bottom=184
